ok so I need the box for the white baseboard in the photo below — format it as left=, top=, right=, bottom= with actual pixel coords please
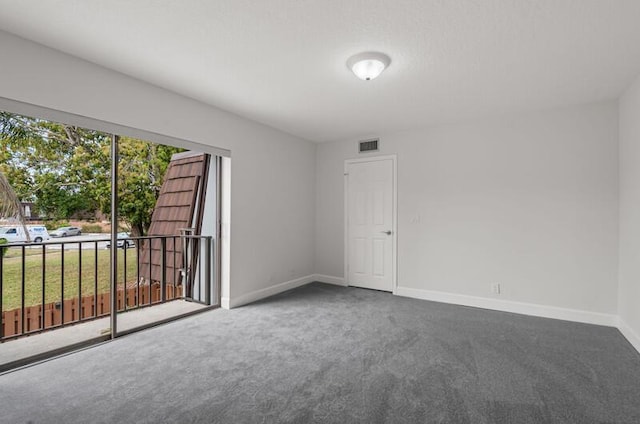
left=226, top=275, right=316, bottom=309
left=312, top=274, right=347, bottom=286
left=617, top=318, right=640, bottom=355
left=395, top=286, right=617, bottom=327
left=221, top=297, right=230, bottom=309
left=223, top=277, right=640, bottom=355
left=221, top=274, right=344, bottom=309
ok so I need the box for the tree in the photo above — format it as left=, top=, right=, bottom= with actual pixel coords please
left=0, top=168, right=31, bottom=244
left=0, top=169, right=26, bottom=220
left=0, top=111, right=110, bottom=218
left=117, top=137, right=182, bottom=236
left=0, top=111, right=183, bottom=235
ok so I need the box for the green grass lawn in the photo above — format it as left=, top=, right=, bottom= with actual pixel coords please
left=3, top=249, right=43, bottom=259
left=1, top=248, right=138, bottom=310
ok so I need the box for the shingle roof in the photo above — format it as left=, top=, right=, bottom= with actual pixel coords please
left=139, top=152, right=210, bottom=286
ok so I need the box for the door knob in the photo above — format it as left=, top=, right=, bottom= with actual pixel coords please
left=380, top=230, right=392, bottom=235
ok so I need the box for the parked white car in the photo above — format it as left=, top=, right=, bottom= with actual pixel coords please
left=50, top=226, right=82, bottom=237
left=105, top=232, right=135, bottom=249
left=0, top=225, right=51, bottom=243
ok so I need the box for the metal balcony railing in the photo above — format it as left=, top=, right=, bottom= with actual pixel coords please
left=0, top=234, right=214, bottom=341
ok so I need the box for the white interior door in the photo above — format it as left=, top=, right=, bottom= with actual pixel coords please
left=346, top=157, right=395, bottom=292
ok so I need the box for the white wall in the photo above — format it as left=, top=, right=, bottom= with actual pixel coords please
left=618, top=74, right=640, bottom=350
left=317, top=102, right=619, bottom=321
left=0, top=30, right=626, bottom=325
left=0, top=30, right=316, bottom=305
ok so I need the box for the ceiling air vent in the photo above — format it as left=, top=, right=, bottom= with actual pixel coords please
left=358, top=138, right=379, bottom=153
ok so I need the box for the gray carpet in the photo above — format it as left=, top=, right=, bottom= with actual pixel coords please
left=1, top=282, right=639, bottom=424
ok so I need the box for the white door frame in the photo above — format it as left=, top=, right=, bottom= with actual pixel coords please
left=344, top=155, right=398, bottom=294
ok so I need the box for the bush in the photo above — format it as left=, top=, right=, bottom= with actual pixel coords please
left=45, top=220, right=70, bottom=231
left=81, top=224, right=103, bottom=233
left=0, top=238, right=7, bottom=258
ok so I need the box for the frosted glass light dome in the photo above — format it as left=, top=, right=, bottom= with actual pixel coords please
left=347, top=52, right=391, bottom=81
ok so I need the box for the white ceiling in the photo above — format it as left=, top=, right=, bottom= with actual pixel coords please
left=1, top=1, right=640, bottom=142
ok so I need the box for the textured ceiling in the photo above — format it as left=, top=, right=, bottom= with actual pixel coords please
left=1, top=0, right=640, bottom=142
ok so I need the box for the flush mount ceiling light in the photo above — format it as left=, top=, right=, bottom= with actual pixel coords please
left=347, top=52, right=391, bottom=81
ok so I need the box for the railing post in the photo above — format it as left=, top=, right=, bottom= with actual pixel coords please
left=1, top=245, right=4, bottom=339
left=21, top=245, right=25, bottom=335
left=173, top=236, right=177, bottom=299
left=148, top=239, right=152, bottom=305
left=123, top=241, right=127, bottom=311
left=110, top=133, right=119, bottom=338
left=136, top=240, right=140, bottom=307
left=181, top=231, right=188, bottom=298
left=180, top=228, right=195, bottom=299
left=94, top=241, right=98, bottom=318
left=161, top=237, right=166, bottom=303
left=78, top=242, right=82, bottom=320
left=42, top=245, right=46, bottom=330
left=205, top=236, right=212, bottom=306
left=61, top=246, right=65, bottom=326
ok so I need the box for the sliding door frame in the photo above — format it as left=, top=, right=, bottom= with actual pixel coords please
left=0, top=96, right=227, bottom=366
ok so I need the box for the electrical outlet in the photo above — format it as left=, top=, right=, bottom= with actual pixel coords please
left=491, top=283, right=501, bottom=295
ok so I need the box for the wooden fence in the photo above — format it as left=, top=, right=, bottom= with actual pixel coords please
left=1, top=283, right=182, bottom=338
